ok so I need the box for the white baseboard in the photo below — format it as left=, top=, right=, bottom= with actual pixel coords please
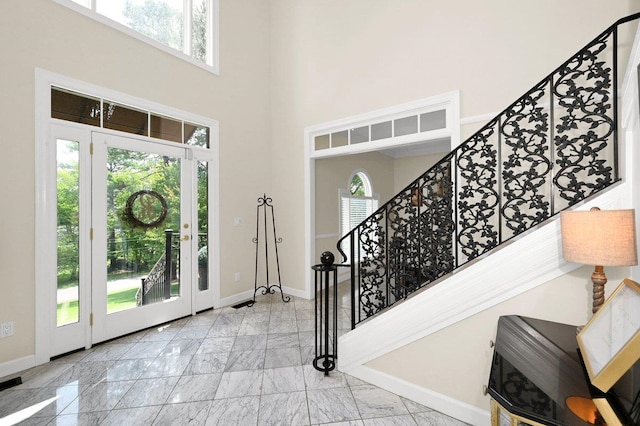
left=0, top=355, right=36, bottom=380
left=281, top=285, right=309, bottom=300
left=218, top=285, right=310, bottom=309
left=217, top=290, right=255, bottom=308
left=347, top=364, right=490, bottom=426
left=337, top=270, right=350, bottom=284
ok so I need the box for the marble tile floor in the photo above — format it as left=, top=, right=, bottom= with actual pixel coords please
left=0, top=286, right=469, bottom=426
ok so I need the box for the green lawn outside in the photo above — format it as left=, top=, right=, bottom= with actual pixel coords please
left=57, top=287, right=138, bottom=326
left=56, top=282, right=180, bottom=326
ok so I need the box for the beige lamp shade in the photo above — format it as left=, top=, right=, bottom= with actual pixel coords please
left=560, top=209, right=638, bottom=266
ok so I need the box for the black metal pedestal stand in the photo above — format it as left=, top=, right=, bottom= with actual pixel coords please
left=312, top=251, right=338, bottom=375
left=250, top=194, right=290, bottom=305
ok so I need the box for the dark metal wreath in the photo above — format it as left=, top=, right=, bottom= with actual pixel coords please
left=124, top=190, right=168, bottom=229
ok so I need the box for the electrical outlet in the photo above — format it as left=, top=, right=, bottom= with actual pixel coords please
left=234, top=272, right=241, bottom=282
left=0, top=321, right=14, bottom=338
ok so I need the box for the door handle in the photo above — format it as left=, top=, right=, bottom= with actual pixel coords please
left=181, top=235, right=190, bottom=241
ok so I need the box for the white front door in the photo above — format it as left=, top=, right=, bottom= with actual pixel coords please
left=52, top=128, right=213, bottom=355
left=90, top=133, right=193, bottom=343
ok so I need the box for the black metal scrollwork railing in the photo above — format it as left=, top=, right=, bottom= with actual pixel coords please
left=136, top=230, right=209, bottom=306
left=338, top=13, right=640, bottom=328
left=136, top=229, right=175, bottom=306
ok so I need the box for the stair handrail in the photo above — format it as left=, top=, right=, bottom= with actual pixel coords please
left=338, top=13, right=640, bottom=328
left=137, top=252, right=167, bottom=306
left=136, top=229, right=174, bottom=306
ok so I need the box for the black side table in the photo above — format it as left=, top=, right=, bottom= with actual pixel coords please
left=487, top=316, right=638, bottom=425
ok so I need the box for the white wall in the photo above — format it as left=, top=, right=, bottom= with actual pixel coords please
left=393, top=153, right=443, bottom=193
left=0, top=0, right=271, bottom=365
left=627, top=47, right=640, bottom=283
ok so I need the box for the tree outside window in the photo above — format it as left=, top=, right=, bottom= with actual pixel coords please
left=69, top=0, right=214, bottom=67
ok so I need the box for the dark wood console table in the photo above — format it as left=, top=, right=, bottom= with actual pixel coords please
left=487, top=315, right=639, bottom=426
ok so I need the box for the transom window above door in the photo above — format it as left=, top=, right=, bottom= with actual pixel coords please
left=54, top=0, right=219, bottom=73
left=315, top=109, right=447, bottom=152
left=307, top=92, right=459, bottom=159
left=51, top=86, right=210, bottom=146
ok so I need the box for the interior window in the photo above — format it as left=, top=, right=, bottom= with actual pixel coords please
left=340, top=171, right=380, bottom=239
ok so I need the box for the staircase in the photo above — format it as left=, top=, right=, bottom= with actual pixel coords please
left=338, top=13, right=640, bottom=328
left=335, top=13, right=640, bottom=424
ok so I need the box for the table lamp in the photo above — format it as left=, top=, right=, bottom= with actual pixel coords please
left=560, top=207, right=637, bottom=314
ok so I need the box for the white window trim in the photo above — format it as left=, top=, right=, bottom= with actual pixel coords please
left=339, top=169, right=378, bottom=236
left=339, top=187, right=380, bottom=266
left=339, top=190, right=381, bottom=237
left=52, top=0, right=220, bottom=75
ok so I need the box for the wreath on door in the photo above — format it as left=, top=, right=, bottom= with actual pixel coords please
left=123, top=190, right=168, bottom=229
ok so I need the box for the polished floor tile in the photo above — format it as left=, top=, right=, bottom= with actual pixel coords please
left=351, top=385, right=410, bottom=419
left=258, top=391, right=309, bottom=426
left=214, top=370, right=263, bottom=399
left=262, top=366, right=305, bottom=394
left=184, top=353, right=229, bottom=375
left=115, top=377, right=179, bottom=408
left=101, top=405, right=163, bottom=426
left=168, top=373, right=222, bottom=404
left=153, top=400, right=211, bottom=425
left=0, top=283, right=469, bottom=425
left=205, top=396, right=260, bottom=425
left=59, top=380, right=134, bottom=414
left=263, top=347, right=301, bottom=368
left=307, top=387, right=360, bottom=424
left=363, top=415, right=417, bottom=426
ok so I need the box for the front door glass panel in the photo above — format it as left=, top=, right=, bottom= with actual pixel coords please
left=56, top=139, right=80, bottom=326
left=105, top=146, right=182, bottom=314
left=197, top=160, right=209, bottom=291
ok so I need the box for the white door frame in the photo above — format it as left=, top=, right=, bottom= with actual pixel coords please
left=35, top=68, right=220, bottom=364
left=303, top=92, right=460, bottom=299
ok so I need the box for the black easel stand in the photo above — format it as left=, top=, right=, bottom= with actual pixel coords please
left=312, top=251, right=338, bottom=375
left=250, top=194, right=290, bottom=305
